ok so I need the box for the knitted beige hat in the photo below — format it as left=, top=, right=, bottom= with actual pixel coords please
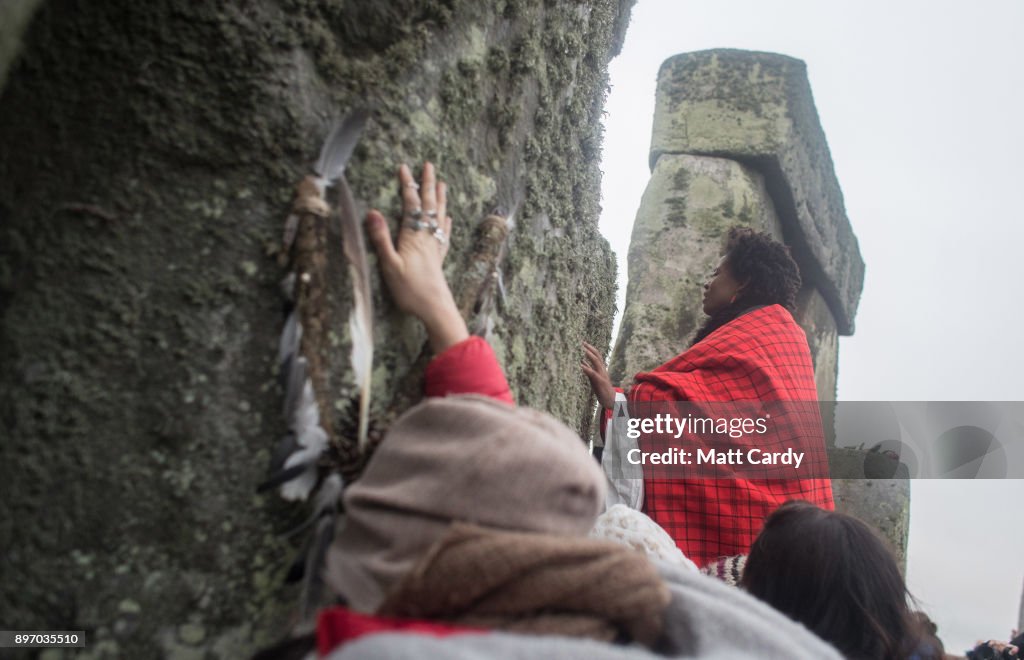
left=326, top=395, right=606, bottom=612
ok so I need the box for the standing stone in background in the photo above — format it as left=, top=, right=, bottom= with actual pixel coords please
left=608, top=153, right=783, bottom=385
left=609, top=48, right=909, bottom=567
left=0, top=1, right=630, bottom=656
left=650, top=49, right=863, bottom=336
left=1019, top=577, right=1023, bottom=632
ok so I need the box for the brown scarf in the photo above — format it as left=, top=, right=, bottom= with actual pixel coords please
left=377, top=523, right=671, bottom=647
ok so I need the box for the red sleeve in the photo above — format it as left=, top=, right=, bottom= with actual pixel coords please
left=423, top=336, right=514, bottom=404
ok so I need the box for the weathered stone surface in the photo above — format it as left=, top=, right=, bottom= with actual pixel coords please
left=608, top=153, right=838, bottom=400
left=651, top=49, right=864, bottom=335
left=607, top=153, right=782, bottom=384
left=794, top=286, right=838, bottom=400
left=0, top=0, right=631, bottom=656
left=830, top=474, right=911, bottom=572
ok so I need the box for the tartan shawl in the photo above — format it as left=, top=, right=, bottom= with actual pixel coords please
left=628, top=304, right=833, bottom=567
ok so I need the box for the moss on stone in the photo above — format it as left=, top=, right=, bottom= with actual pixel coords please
left=0, top=0, right=631, bottom=655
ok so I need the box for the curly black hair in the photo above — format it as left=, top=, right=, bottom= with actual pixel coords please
left=691, top=226, right=802, bottom=346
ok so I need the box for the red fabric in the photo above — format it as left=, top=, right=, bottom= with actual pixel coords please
left=316, top=606, right=484, bottom=656
left=628, top=305, right=833, bottom=567
left=424, top=336, right=514, bottom=404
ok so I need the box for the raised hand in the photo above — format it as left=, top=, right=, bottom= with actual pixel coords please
left=581, top=341, right=616, bottom=410
left=365, top=162, right=468, bottom=352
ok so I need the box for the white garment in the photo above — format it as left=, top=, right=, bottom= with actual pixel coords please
left=590, top=504, right=697, bottom=571
left=601, top=392, right=644, bottom=510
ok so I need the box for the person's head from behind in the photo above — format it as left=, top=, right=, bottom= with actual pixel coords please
left=326, top=396, right=607, bottom=613
left=741, top=500, right=924, bottom=660
left=701, top=226, right=801, bottom=317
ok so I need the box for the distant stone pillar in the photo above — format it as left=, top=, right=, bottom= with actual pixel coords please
left=1019, top=577, right=1023, bottom=632
left=609, top=49, right=909, bottom=565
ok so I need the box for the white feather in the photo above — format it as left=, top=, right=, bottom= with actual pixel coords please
left=336, top=175, right=375, bottom=452
left=296, top=424, right=328, bottom=454
left=313, top=473, right=344, bottom=514
left=278, top=311, right=302, bottom=365
left=294, top=379, right=321, bottom=432
left=278, top=425, right=328, bottom=501
left=279, top=272, right=297, bottom=302
left=313, top=110, right=369, bottom=183
left=279, top=466, right=318, bottom=502
left=282, top=213, right=300, bottom=252
left=348, top=293, right=372, bottom=449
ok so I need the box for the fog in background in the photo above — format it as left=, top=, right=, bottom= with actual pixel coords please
left=598, top=0, right=1024, bottom=650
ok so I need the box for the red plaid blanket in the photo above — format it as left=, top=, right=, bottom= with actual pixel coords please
left=629, top=304, right=833, bottom=567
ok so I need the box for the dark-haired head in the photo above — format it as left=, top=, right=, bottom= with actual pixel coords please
left=692, top=226, right=802, bottom=345
left=741, top=501, right=929, bottom=660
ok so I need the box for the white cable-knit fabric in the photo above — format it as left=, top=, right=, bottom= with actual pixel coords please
left=589, top=504, right=697, bottom=571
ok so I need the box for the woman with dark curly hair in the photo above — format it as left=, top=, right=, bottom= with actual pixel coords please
left=690, top=226, right=803, bottom=344
left=582, top=226, right=833, bottom=566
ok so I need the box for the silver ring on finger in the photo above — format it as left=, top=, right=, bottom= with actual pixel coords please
left=403, top=219, right=431, bottom=231
left=405, top=208, right=423, bottom=220
left=432, top=226, right=448, bottom=246
left=425, top=209, right=438, bottom=219
left=404, top=181, right=420, bottom=190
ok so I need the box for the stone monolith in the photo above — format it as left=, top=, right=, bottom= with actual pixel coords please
left=0, top=1, right=631, bottom=656
left=609, top=49, right=909, bottom=566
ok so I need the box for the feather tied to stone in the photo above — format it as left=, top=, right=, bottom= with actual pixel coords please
left=263, top=175, right=333, bottom=502
left=335, top=174, right=373, bottom=451
left=264, top=110, right=372, bottom=500
left=284, top=473, right=344, bottom=621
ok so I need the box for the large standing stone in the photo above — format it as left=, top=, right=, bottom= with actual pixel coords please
left=794, top=286, right=838, bottom=401
left=0, top=1, right=630, bottom=656
left=609, top=48, right=908, bottom=566
left=830, top=473, right=911, bottom=568
left=651, top=49, right=864, bottom=335
left=608, top=151, right=841, bottom=402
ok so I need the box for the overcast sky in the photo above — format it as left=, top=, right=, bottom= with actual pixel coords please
left=598, top=0, right=1024, bottom=651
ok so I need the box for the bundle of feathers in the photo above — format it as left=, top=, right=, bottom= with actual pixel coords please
left=259, top=110, right=372, bottom=622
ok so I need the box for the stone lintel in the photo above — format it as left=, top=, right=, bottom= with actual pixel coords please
left=651, top=49, right=864, bottom=335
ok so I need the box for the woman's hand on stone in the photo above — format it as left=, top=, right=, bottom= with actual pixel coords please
left=581, top=342, right=616, bottom=410
left=365, top=162, right=468, bottom=352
